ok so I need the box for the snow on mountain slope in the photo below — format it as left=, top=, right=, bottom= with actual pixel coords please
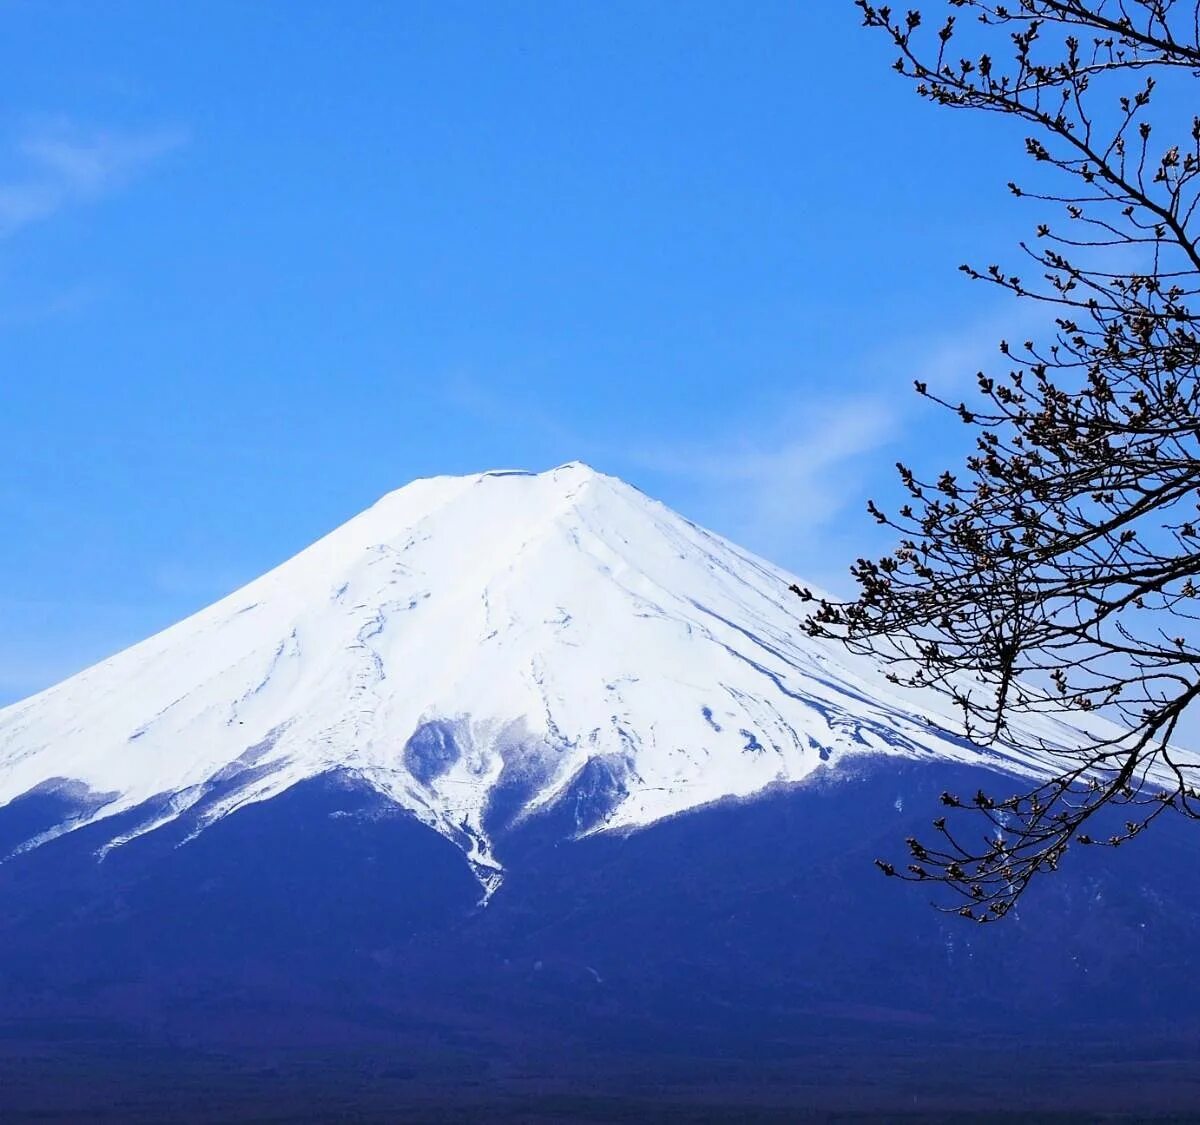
left=0, top=462, right=1093, bottom=889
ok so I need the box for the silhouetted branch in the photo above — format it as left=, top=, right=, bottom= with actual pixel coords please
left=805, top=0, right=1200, bottom=920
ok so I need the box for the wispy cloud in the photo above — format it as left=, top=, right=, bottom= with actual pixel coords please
left=631, top=302, right=1053, bottom=585
left=631, top=393, right=896, bottom=569
left=0, top=121, right=186, bottom=238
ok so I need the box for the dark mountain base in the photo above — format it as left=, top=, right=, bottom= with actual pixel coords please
left=0, top=758, right=1197, bottom=1120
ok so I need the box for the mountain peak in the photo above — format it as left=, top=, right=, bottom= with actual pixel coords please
left=0, top=468, right=1085, bottom=893
left=547, top=459, right=599, bottom=475
left=369, top=461, right=609, bottom=522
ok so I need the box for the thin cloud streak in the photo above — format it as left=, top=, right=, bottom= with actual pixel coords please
left=634, top=384, right=898, bottom=569
left=630, top=302, right=1055, bottom=583
left=0, top=122, right=186, bottom=238
left=633, top=393, right=896, bottom=564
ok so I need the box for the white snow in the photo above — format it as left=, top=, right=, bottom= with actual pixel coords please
left=0, top=462, right=1109, bottom=884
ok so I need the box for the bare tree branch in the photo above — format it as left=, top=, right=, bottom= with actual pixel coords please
left=804, top=0, right=1200, bottom=920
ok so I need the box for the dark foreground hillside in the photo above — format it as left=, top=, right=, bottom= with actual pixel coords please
left=0, top=757, right=1197, bottom=1121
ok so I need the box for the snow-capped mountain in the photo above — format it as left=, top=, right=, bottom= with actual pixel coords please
left=2, top=464, right=1199, bottom=1120
left=0, top=462, right=1082, bottom=890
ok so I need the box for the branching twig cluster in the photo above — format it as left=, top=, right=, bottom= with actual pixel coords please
left=802, top=0, right=1200, bottom=920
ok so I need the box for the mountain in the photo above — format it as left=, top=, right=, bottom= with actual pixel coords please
left=0, top=462, right=1072, bottom=890
left=0, top=463, right=1198, bottom=1121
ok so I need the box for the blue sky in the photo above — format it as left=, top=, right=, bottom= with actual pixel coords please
left=0, top=1, right=1041, bottom=704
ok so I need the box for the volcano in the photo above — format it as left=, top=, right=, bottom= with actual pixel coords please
left=0, top=464, right=1197, bottom=1120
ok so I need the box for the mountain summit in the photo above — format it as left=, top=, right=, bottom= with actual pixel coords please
left=0, top=463, right=1063, bottom=889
